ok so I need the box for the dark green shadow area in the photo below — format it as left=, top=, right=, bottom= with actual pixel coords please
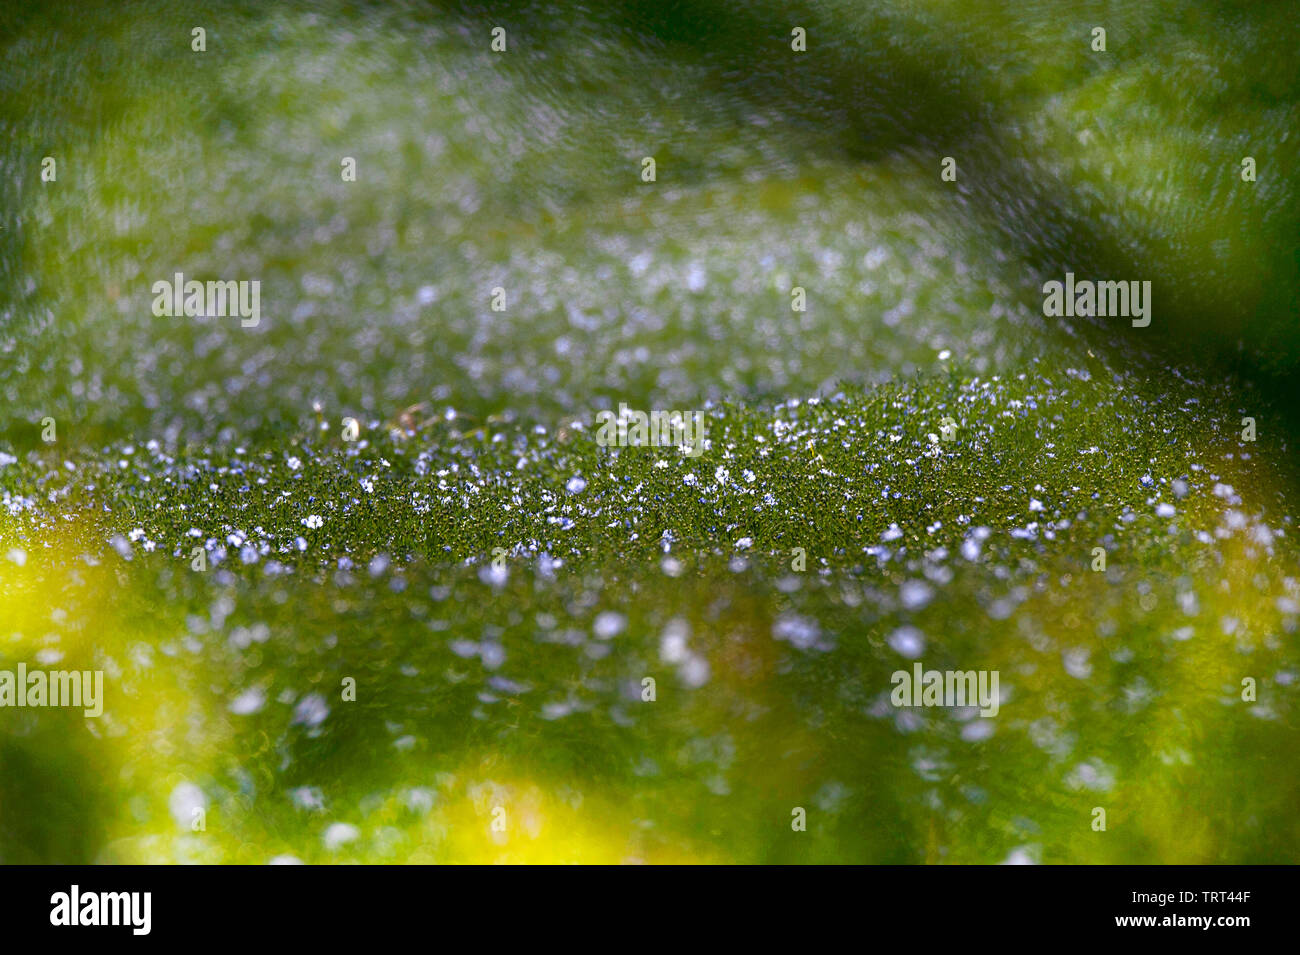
left=0, top=711, right=114, bottom=864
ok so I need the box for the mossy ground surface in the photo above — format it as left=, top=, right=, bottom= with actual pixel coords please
left=1, top=0, right=1298, bottom=863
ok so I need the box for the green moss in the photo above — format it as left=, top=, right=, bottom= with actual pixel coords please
left=1, top=0, right=1298, bottom=863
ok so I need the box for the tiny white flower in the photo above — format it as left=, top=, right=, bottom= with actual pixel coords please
left=322, top=822, right=359, bottom=851
left=593, top=611, right=626, bottom=640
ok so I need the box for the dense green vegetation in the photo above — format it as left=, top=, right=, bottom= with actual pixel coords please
left=1, top=0, right=1298, bottom=862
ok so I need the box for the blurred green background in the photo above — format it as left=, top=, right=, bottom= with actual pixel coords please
left=1, top=0, right=1298, bottom=863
